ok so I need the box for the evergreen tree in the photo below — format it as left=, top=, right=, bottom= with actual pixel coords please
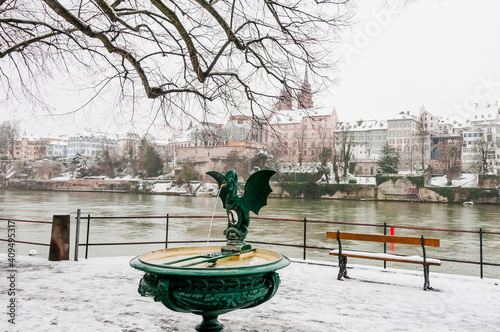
left=143, top=145, right=163, bottom=178
left=378, top=143, right=400, bottom=174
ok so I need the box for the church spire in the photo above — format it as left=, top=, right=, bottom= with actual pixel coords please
left=274, top=84, right=293, bottom=111
left=297, top=68, right=313, bottom=109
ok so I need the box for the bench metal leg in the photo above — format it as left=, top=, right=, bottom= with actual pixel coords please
left=338, top=255, right=348, bottom=280
left=423, top=265, right=431, bottom=290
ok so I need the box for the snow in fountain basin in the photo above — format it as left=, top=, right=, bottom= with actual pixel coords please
left=1, top=254, right=499, bottom=331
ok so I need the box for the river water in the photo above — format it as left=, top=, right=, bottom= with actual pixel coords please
left=1, top=189, right=499, bottom=278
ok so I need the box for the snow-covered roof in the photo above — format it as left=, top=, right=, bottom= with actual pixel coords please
left=469, top=103, right=500, bottom=123
left=48, top=140, right=68, bottom=146
left=390, top=111, right=418, bottom=120
left=70, top=131, right=118, bottom=140
left=335, top=119, right=387, bottom=132
left=270, top=107, right=335, bottom=125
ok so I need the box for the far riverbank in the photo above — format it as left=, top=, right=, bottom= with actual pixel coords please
left=2, top=174, right=500, bottom=204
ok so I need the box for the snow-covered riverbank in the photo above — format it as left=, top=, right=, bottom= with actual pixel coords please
left=1, top=254, right=499, bottom=331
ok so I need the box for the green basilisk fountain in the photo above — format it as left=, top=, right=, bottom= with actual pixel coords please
left=130, top=169, right=290, bottom=332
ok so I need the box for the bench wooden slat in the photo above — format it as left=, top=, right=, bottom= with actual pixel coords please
left=326, top=232, right=440, bottom=247
left=329, top=249, right=442, bottom=266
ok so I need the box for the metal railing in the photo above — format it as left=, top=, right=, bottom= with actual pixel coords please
left=0, top=217, right=52, bottom=247
left=74, top=211, right=500, bottom=279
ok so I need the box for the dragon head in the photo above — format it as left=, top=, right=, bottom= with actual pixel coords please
left=220, top=169, right=238, bottom=193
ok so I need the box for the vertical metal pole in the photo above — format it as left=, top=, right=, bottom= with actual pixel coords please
left=480, top=228, right=483, bottom=279
left=165, top=214, right=169, bottom=249
left=303, top=218, right=307, bottom=261
left=74, top=209, right=81, bottom=261
left=85, top=214, right=91, bottom=259
left=383, top=222, right=387, bottom=269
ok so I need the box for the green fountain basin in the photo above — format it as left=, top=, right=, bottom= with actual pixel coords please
left=130, top=246, right=290, bottom=332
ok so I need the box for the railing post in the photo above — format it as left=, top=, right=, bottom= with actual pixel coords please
left=480, top=228, right=483, bottom=279
left=303, top=218, right=307, bottom=261
left=74, top=209, right=81, bottom=261
left=85, top=214, right=91, bottom=259
left=383, top=222, right=387, bottom=269
left=165, top=214, right=169, bottom=249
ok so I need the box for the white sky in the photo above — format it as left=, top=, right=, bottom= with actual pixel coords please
left=325, top=0, right=500, bottom=122
left=2, top=0, right=500, bottom=137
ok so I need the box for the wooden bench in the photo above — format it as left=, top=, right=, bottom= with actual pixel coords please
left=326, top=230, right=442, bottom=290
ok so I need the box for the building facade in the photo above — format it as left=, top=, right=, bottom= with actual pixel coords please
left=47, top=138, right=68, bottom=160
left=334, top=120, right=388, bottom=175
left=268, top=72, right=338, bottom=163
left=8, top=137, right=47, bottom=160
left=387, top=111, right=430, bottom=172
left=67, top=132, right=118, bottom=160
left=461, top=103, right=500, bottom=173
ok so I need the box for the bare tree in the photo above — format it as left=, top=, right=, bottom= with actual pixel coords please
left=474, top=139, right=495, bottom=175
left=0, top=120, right=20, bottom=157
left=1, top=1, right=352, bottom=127
left=334, top=128, right=353, bottom=178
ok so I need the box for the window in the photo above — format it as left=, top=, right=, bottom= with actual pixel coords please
left=397, top=139, right=402, bottom=144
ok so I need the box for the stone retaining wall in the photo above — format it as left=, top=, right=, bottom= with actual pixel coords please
left=6, top=179, right=132, bottom=192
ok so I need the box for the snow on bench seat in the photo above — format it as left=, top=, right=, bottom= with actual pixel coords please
left=330, top=249, right=442, bottom=266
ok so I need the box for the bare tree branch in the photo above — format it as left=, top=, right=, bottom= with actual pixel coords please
left=0, top=0, right=353, bottom=129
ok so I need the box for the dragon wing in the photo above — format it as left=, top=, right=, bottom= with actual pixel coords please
left=206, top=171, right=229, bottom=209
left=242, top=169, right=277, bottom=215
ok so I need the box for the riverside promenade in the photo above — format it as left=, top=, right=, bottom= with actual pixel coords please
left=1, top=254, right=499, bottom=331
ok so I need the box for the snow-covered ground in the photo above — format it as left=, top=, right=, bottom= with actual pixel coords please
left=2, top=254, right=499, bottom=331
left=429, top=173, right=479, bottom=187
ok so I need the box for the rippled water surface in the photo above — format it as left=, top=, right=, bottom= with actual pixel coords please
left=1, top=189, right=499, bottom=278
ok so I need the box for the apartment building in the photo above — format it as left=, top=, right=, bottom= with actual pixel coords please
left=8, top=136, right=47, bottom=160
left=47, top=137, right=68, bottom=160
left=461, top=103, right=500, bottom=173
left=387, top=111, right=430, bottom=172
left=67, top=132, right=118, bottom=160
left=334, top=120, right=387, bottom=175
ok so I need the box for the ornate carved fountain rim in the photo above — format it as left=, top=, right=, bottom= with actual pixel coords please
left=130, top=246, right=290, bottom=277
